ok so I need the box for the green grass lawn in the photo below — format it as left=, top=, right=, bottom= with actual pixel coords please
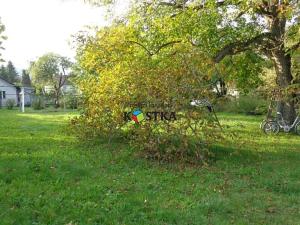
left=0, top=109, right=299, bottom=225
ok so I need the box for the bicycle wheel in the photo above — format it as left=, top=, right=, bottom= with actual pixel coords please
left=263, top=121, right=280, bottom=135
left=260, top=119, right=267, bottom=130
left=295, top=123, right=300, bottom=135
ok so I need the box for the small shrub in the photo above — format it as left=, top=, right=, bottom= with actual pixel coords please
left=65, top=95, right=80, bottom=109
left=5, top=99, right=15, bottom=110
left=32, top=96, right=45, bottom=110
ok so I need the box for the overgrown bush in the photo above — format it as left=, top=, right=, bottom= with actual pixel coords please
left=239, top=96, right=267, bottom=115
left=216, top=95, right=267, bottom=115
left=70, top=25, right=223, bottom=164
left=5, top=99, right=15, bottom=110
left=32, top=96, right=45, bottom=110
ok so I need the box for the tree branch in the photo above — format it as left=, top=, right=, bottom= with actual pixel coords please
left=58, top=74, right=63, bottom=90
left=153, top=40, right=181, bottom=54
left=127, top=40, right=152, bottom=56
left=287, top=41, right=300, bottom=53
left=128, top=40, right=181, bottom=56
left=214, top=32, right=274, bottom=63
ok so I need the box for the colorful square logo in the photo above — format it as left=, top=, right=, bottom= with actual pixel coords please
left=131, top=110, right=144, bottom=123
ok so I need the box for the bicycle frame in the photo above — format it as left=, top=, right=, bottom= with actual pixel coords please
left=276, top=112, right=300, bottom=132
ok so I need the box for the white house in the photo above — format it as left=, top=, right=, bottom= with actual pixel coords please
left=44, top=84, right=76, bottom=94
left=44, top=79, right=78, bottom=95
left=213, top=83, right=240, bottom=97
left=61, top=84, right=77, bottom=94
left=0, top=77, right=35, bottom=107
left=23, top=87, right=35, bottom=106
left=0, top=77, right=19, bottom=107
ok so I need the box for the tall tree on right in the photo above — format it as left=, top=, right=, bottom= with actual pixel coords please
left=143, top=0, right=300, bottom=124
left=211, top=0, right=300, bottom=124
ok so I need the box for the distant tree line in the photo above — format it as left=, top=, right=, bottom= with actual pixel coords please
left=0, top=61, right=31, bottom=86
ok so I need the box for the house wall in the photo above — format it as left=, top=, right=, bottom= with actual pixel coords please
left=213, top=85, right=240, bottom=97
left=62, top=85, right=76, bottom=94
left=23, top=87, right=35, bottom=106
left=44, top=85, right=54, bottom=94
left=44, top=85, right=77, bottom=94
left=0, top=79, right=18, bottom=107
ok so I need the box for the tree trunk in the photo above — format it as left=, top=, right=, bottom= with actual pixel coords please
left=54, top=90, right=60, bottom=108
left=219, top=78, right=227, bottom=96
left=272, top=51, right=296, bottom=125
left=212, top=4, right=298, bottom=125
left=214, top=78, right=227, bottom=97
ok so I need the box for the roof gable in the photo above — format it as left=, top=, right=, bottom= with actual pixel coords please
left=0, top=77, right=16, bottom=87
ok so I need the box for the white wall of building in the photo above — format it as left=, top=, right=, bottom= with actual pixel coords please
left=62, top=85, right=76, bottom=94
left=23, top=87, right=35, bottom=106
left=0, top=78, right=18, bottom=107
left=45, top=84, right=77, bottom=94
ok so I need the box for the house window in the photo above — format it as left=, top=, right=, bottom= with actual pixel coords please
left=2, top=91, right=5, bottom=99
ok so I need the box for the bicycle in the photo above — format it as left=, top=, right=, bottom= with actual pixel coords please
left=263, top=112, right=300, bottom=135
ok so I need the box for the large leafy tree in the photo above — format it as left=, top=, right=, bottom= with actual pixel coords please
left=73, top=24, right=222, bottom=162
left=211, top=0, right=299, bottom=124
left=30, top=53, right=72, bottom=107
left=86, top=0, right=300, bottom=124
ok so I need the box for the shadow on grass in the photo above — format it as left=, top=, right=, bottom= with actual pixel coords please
left=211, top=142, right=300, bottom=165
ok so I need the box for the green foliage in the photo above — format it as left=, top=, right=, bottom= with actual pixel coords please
left=64, top=94, right=80, bottom=109
left=29, top=53, right=72, bottom=88
left=0, top=65, right=6, bottom=80
left=108, top=0, right=271, bottom=95
left=84, top=0, right=115, bottom=6
left=292, top=50, right=300, bottom=83
left=30, top=53, right=72, bottom=107
left=235, top=96, right=268, bottom=115
left=0, top=61, right=19, bottom=84
left=221, top=52, right=266, bottom=93
left=5, top=99, right=15, bottom=110
left=92, top=0, right=299, bottom=99
left=32, top=96, right=45, bottom=110
left=6, top=61, right=19, bottom=83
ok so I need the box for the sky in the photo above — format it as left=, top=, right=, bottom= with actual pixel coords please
left=0, top=0, right=128, bottom=71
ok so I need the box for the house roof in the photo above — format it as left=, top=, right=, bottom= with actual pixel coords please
left=0, top=76, right=17, bottom=88
left=0, top=77, right=34, bottom=89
